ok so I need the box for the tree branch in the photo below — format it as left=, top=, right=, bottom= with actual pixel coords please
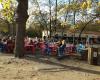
left=79, top=14, right=100, bottom=38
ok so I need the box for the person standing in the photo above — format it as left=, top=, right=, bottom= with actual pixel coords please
left=57, top=37, right=66, bottom=58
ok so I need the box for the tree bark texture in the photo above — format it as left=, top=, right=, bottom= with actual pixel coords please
left=14, top=0, right=28, bottom=58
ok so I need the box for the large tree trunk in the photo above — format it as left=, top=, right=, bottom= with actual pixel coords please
left=14, top=0, right=28, bottom=58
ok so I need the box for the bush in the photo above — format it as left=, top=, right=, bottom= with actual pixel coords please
left=26, top=30, right=42, bottom=38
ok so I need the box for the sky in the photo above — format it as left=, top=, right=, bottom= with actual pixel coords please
left=28, top=0, right=100, bottom=11
left=28, top=0, right=70, bottom=13
left=28, top=0, right=99, bottom=23
left=0, top=0, right=99, bottom=23
left=0, top=3, right=2, bottom=9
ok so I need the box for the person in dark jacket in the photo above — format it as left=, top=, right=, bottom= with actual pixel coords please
left=57, top=37, right=66, bottom=57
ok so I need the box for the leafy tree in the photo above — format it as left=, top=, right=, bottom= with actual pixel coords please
left=26, top=26, right=42, bottom=37
left=0, top=18, right=8, bottom=33
left=0, top=0, right=16, bottom=35
left=0, top=0, right=29, bottom=58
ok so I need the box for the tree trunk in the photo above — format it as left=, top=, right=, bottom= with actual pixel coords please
left=49, top=0, right=52, bottom=38
left=14, top=0, right=28, bottom=58
left=73, top=10, right=76, bottom=44
left=55, top=0, right=57, bottom=33
left=12, top=22, right=16, bottom=37
left=6, top=21, right=10, bottom=35
left=9, top=23, right=14, bottom=36
left=79, top=17, right=97, bottom=39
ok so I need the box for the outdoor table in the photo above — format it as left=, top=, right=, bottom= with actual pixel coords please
left=25, top=44, right=35, bottom=54
left=6, top=43, right=14, bottom=53
left=38, top=42, right=45, bottom=48
left=39, top=43, right=46, bottom=55
left=65, top=44, right=76, bottom=55
left=49, top=43, right=57, bottom=55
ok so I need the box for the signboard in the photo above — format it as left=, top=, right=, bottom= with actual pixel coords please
left=93, top=52, right=98, bottom=57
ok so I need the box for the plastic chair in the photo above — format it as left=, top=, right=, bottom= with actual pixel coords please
left=40, top=43, right=46, bottom=55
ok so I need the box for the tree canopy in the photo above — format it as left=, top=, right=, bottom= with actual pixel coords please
left=0, top=0, right=16, bottom=23
left=0, top=0, right=100, bottom=35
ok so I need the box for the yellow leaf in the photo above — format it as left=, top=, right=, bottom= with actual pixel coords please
left=98, top=2, right=100, bottom=6
left=0, top=0, right=2, bottom=3
left=81, top=2, right=87, bottom=10
left=87, top=0, right=92, bottom=8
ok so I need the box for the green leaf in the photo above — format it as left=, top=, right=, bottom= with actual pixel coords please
left=0, top=0, right=2, bottom=3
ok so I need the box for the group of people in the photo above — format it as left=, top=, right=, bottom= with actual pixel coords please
left=42, top=37, right=88, bottom=59
left=0, top=36, right=15, bottom=53
left=0, top=36, right=40, bottom=53
left=0, top=36, right=88, bottom=60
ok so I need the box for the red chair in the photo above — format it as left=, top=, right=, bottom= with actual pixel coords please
left=49, top=45, right=57, bottom=56
left=25, top=45, right=35, bottom=54
left=65, top=45, right=76, bottom=55
left=6, top=42, right=14, bottom=53
left=40, top=43, right=46, bottom=55
left=38, top=42, right=44, bottom=48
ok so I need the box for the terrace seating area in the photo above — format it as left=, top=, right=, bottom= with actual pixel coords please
left=0, top=36, right=91, bottom=60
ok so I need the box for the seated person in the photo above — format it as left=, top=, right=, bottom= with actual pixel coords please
left=44, top=41, right=51, bottom=55
left=2, top=39, right=7, bottom=52
left=0, top=39, right=4, bottom=52
left=76, top=42, right=87, bottom=57
left=29, top=39, right=34, bottom=45
left=6, top=37, right=14, bottom=53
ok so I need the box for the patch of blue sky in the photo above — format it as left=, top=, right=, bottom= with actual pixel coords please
left=28, top=0, right=99, bottom=24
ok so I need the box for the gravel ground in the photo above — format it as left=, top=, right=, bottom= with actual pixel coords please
left=0, top=53, right=100, bottom=80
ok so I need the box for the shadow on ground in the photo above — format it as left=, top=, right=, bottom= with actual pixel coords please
left=25, top=52, right=100, bottom=75
left=0, top=49, right=100, bottom=75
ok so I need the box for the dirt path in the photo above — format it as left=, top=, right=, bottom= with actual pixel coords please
left=0, top=53, right=100, bottom=80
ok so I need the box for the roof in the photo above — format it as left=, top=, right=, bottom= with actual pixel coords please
left=83, top=31, right=100, bottom=36
left=67, top=31, right=100, bottom=38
